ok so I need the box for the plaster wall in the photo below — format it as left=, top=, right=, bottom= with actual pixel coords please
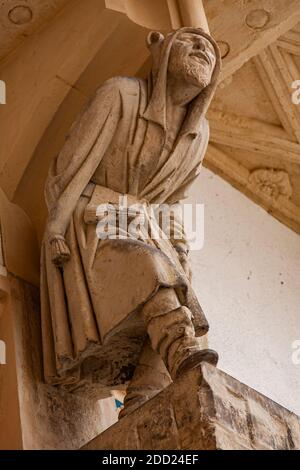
left=188, top=167, right=300, bottom=416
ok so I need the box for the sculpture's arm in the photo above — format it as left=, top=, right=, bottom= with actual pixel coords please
left=163, top=127, right=209, bottom=280
left=169, top=202, right=192, bottom=282
left=44, top=78, right=122, bottom=266
left=168, top=202, right=189, bottom=254
left=169, top=120, right=210, bottom=280
left=157, top=202, right=191, bottom=281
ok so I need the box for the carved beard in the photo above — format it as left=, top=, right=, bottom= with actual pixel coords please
left=169, top=53, right=213, bottom=89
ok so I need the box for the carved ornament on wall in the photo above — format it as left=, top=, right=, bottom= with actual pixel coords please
left=248, top=169, right=293, bottom=201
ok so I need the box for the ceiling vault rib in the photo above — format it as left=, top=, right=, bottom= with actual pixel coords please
left=209, top=127, right=300, bottom=165
left=205, top=145, right=300, bottom=234
left=282, top=29, right=300, bottom=46
left=253, top=47, right=300, bottom=144
left=209, top=109, right=300, bottom=166
left=207, top=21, right=300, bottom=235
left=253, top=55, right=296, bottom=141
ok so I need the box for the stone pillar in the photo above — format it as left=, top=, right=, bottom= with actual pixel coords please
left=105, top=0, right=210, bottom=31
left=83, top=364, right=300, bottom=450
left=167, top=0, right=210, bottom=31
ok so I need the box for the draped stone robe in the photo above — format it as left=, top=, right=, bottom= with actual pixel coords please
left=41, top=29, right=221, bottom=399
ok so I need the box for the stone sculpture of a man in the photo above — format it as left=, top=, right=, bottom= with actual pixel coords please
left=41, top=27, right=221, bottom=416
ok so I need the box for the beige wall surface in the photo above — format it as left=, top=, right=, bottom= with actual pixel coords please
left=188, top=167, right=300, bottom=416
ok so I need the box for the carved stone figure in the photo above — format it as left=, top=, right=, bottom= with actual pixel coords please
left=41, top=27, right=221, bottom=415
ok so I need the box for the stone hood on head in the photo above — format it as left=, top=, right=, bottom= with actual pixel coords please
left=143, top=27, right=221, bottom=137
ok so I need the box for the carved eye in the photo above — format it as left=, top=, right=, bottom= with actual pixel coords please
left=180, top=37, right=193, bottom=44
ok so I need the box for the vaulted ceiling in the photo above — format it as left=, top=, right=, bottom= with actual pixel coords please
left=206, top=23, right=300, bottom=235
left=0, top=0, right=300, bottom=241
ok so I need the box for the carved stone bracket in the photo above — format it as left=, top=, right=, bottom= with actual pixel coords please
left=83, top=365, right=300, bottom=450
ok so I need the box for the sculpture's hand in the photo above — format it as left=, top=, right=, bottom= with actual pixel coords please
left=50, top=235, right=71, bottom=267
left=177, top=251, right=192, bottom=283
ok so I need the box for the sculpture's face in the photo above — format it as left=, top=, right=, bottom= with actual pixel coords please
left=168, top=32, right=216, bottom=89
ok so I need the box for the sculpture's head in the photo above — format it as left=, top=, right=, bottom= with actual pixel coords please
left=168, top=31, right=216, bottom=89
left=147, top=28, right=219, bottom=92
left=144, top=28, right=221, bottom=130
